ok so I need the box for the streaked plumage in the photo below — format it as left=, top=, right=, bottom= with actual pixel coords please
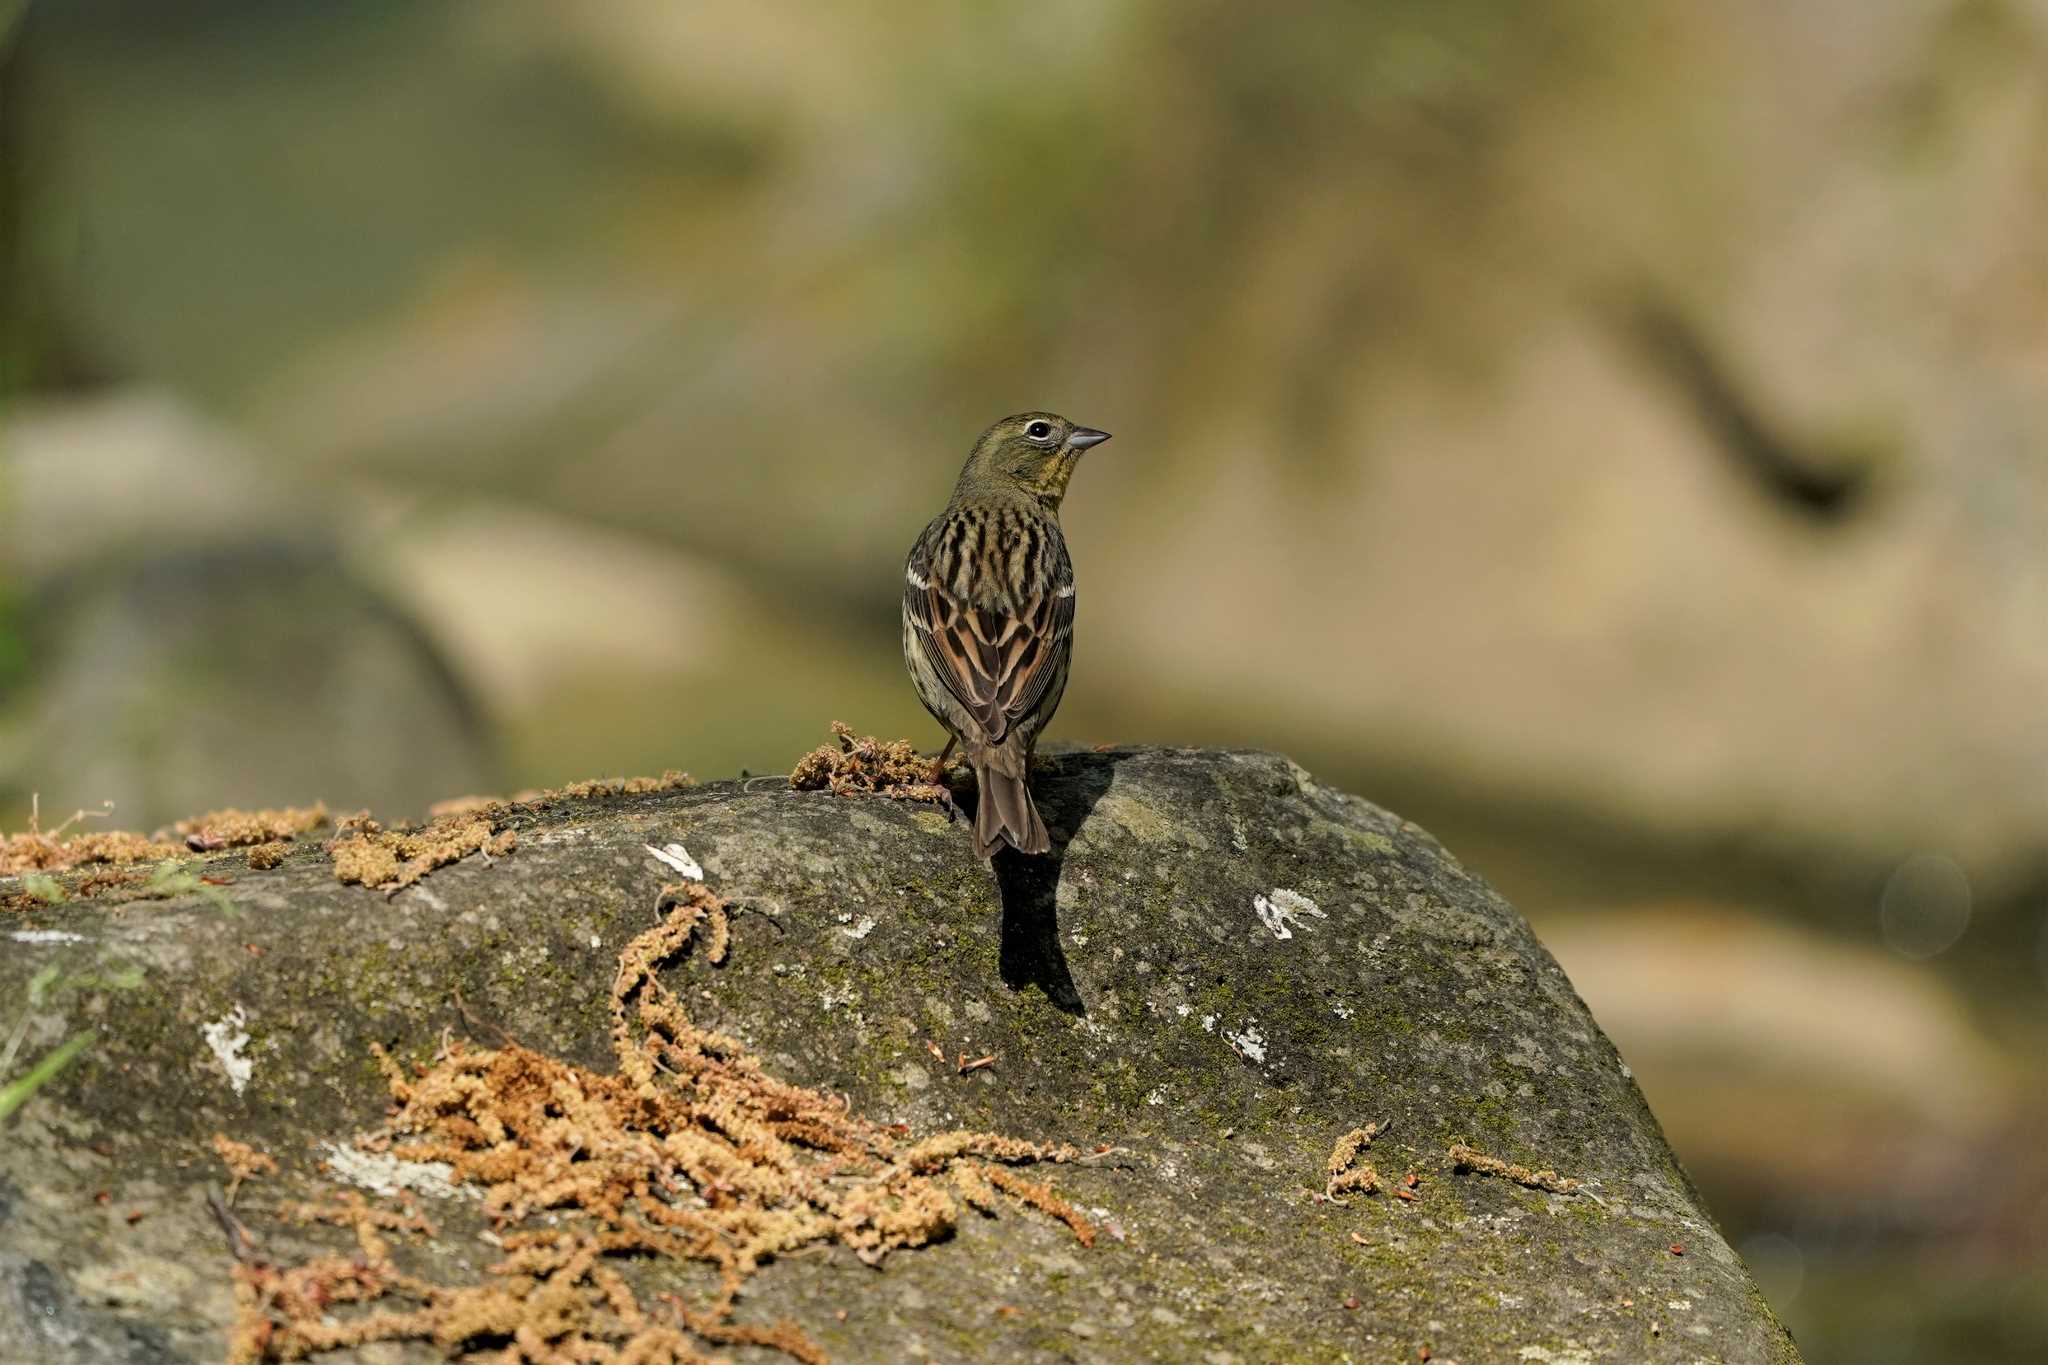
left=902, top=412, right=1111, bottom=858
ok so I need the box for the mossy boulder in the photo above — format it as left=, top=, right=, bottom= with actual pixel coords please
left=0, top=747, right=1800, bottom=1363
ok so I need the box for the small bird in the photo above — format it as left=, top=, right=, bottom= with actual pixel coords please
left=903, top=412, right=1112, bottom=858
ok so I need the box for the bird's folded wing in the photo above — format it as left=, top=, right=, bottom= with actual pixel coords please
left=905, top=531, right=1073, bottom=745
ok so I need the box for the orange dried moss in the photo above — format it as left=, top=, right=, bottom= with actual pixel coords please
left=78, top=869, right=145, bottom=895
left=1326, top=1123, right=1384, bottom=1199
left=1447, top=1142, right=1580, bottom=1194
left=0, top=828, right=184, bottom=879
left=177, top=804, right=329, bottom=851
left=226, top=880, right=1094, bottom=1363
left=211, top=1134, right=279, bottom=1204
left=328, top=816, right=516, bottom=893
left=277, top=1192, right=437, bottom=1261
left=430, top=771, right=695, bottom=821
left=556, top=770, right=695, bottom=800
left=789, top=723, right=950, bottom=805
left=2, top=799, right=323, bottom=893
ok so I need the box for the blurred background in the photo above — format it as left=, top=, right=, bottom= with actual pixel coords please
left=2, top=2, right=2044, bottom=1358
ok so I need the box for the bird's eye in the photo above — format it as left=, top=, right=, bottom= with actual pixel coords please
left=1026, top=421, right=1053, bottom=440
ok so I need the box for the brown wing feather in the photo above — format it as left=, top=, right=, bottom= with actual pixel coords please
left=904, top=509, right=1072, bottom=746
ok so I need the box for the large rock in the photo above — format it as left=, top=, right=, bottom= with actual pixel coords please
left=0, top=748, right=1799, bottom=1362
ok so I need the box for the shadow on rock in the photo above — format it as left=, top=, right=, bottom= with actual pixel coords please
left=984, top=751, right=1121, bottom=1015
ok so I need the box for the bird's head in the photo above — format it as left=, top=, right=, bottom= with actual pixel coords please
left=956, top=411, right=1112, bottom=507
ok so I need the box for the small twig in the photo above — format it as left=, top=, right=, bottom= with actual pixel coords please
left=727, top=898, right=787, bottom=933
left=206, top=1185, right=263, bottom=1264
left=1073, top=1145, right=1133, bottom=1166
left=449, top=986, right=519, bottom=1049
left=37, top=798, right=116, bottom=842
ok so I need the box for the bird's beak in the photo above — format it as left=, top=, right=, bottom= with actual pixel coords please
left=1067, top=427, right=1112, bottom=450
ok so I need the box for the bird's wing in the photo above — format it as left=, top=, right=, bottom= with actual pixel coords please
left=905, top=516, right=1073, bottom=745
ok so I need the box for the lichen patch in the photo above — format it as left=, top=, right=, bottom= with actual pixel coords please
left=1253, top=888, right=1327, bottom=939
left=203, top=1006, right=255, bottom=1095
left=317, top=1143, right=473, bottom=1203
left=1221, top=1022, right=1268, bottom=1064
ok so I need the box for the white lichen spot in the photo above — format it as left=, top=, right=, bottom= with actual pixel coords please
left=588, top=934, right=602, bottom=949
left=644, top=842, right=703, bottom=879
left=843, top=915, right=877, bottom=940
left=1174, top=1003, right=1191, bottom=1018
left=1517, top=1344, right=1595, bottom=1365
left=1200, top=1014, right=1217, bottom=1033
left=1332, top=1002, right=1354, bottom=1020
left=820, top=985, right=856, bottom=1012
left=201, top=1006, right=254, bottom=1095
left=1253, top=889, right=1327, bottom=940
left=321, top=1142, right=476, bottom=1201
left=9, top=929, right=85, bottom=944
left=1222, top=1023, right=1267, bottom=1064
left=1145, top=1087, right=1166, bottom=1106
left=403, top=886, right=448, bottom=912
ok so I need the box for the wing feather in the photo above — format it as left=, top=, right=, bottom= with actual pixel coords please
left=904, top=508, right=1073, bottom=745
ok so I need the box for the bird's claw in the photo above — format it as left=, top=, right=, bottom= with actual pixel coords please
left=931, top=784, right=968, bottom=827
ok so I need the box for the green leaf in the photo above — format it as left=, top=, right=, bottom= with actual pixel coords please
left=20, top=873, right=66, bottom=904
left=26, top=964, right=61, bottom=1006
left=0, top=1032, right=94, bottom=1124
left=146, top=861, right=239, bottom=916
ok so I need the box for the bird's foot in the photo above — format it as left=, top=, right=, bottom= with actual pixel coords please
left=933, top=784, right=968, bottom=827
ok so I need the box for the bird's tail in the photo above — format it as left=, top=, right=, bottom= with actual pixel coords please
left=970, top=743, right=1048, bottom=859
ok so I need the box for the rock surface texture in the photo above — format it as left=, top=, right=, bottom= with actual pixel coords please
left=0, top=748, right=1800, bottom=1363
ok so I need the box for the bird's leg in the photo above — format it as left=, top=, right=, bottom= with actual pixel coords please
left=928, top=736, right=965, bottom=825
left=927, top=735, right=957, bottom=785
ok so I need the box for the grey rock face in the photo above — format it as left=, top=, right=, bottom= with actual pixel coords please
left=0, top=748, right=1800, bottom=1362
left=0, top=1248, right=188, bottom=1365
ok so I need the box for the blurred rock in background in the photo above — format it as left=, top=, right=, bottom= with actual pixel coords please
left=1, top=393, right=493, bottom=822
left=2, top=2, right=2045, bottom=1359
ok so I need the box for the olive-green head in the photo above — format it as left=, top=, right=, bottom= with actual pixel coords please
left=952, top=411, right=1112, bottom=507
